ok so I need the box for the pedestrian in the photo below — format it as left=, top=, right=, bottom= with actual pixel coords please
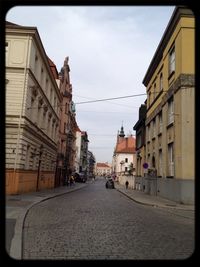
left=125, top=180, right=129, bottom=189
left=69, top=175, right=74, bottom=186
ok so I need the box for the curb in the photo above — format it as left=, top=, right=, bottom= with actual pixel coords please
left=115, top=188, right=156, bottom=207
left=115, top=188, right=195, bottom=211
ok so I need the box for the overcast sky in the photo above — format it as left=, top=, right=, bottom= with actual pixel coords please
left=6, top=5, right=175, bottom=163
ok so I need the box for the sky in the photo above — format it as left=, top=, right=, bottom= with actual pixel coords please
left=6, top=5, right=175, bottom=163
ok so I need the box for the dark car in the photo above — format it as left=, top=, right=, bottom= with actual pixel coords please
left=105, top=178, right=115, bottom=189
left=74, top=172, right=87, bottom=183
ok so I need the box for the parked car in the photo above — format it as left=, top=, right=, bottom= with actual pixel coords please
left=74, top=172, right=87, bottom=183
left=105, top=178, right=115, bottom=189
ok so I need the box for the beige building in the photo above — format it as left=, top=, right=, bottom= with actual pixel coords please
left=6, top=22, right=61, bottom=194
left=95, top=163, right=112, bottom=176
left=142, top=7, right=194, bottom=204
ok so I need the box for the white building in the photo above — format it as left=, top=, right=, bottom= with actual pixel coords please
left=112, top=126, right=136, bottom=178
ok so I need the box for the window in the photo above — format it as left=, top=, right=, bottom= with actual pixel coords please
left=152, top=155, right=156, bottom=168
left=50, top=88, right=53, bottom=102
left=168, top=143, right=174, bottom=177
left=158, top=112, right=162, bottom=133
left=46, top=78, right=49, bottom=94
left=137, top=132, right=142, bottom=148
left=5, top=42, right=9, bottom=64
left=169, top=46, right=175, bottom=75
left=25, top=145, right=30, bottom=169
left=153, top=83, right=156, bottom=100
left=64, top=122, right=68, bottom=134
left=168, top=98, right=174, bottom=124
left=152, top=119, right=156, bottom=137
left=65, top=103, right=68, bottom=114
left=160, top=73, right=163, bottom=91
left=158, top=149, right=162, bottom=177
left=149, top=91, right=151, bottom=107
left=34, top=55, right=39, bottom=78
left=125, top=158, right=128, bottom=163
left=147, top=124, right=151, bottom=141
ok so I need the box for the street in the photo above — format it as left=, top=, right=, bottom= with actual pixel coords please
left=22, top=177, right=194, bottom=260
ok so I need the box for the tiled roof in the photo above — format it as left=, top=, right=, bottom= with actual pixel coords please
left=96, top=163, right=110, bottom=168
left=115, top=136, right=136, bottom=154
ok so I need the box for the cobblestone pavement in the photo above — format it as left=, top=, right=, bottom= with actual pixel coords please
left=22, top=178, right=194, bottom=260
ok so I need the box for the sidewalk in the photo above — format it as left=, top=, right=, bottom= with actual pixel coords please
left=6, top=182, right=88, bottom=259
left=114, top=182, right=195, bottom=211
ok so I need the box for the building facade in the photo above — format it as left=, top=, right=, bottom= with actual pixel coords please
left=95, top=163, right=112, bottom=177
left=79, top=131, right=89, bottom=174
left=74, top=127, right=82, bottom=173
left=133, top=103, right=147, bottom=179
left=112, top=126, right=136, bottom=178
left=56, top=57, right=79, bottom=185
left=142, top=6, right=194, bottom=204
left=6, top=22, right=61, bottom=194
left=87, top=151, right=96, bottom=179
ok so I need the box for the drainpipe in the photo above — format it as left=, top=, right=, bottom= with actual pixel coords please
left=13, top=36, right=31, bottom=178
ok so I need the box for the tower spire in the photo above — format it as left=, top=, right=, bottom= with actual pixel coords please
left=119, top=123, right=125, bottom=138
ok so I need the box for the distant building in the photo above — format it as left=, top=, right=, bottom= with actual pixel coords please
left=56, top=57, right=78, bottom=184
left=5, top=21, right=61, bottom=194
left=79, top=131, right=89, bottom=174
left=133, top=103, right=147, bottom=177
left=95, top=163, right=112, bottom=176
left=74, top=125, right=82, bottom=173
left=87, top=151, right=96, bottom=178
left=112, top=126, right=136, bottom=178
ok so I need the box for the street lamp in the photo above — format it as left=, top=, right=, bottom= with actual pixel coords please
left=36, top=144, right=43, bottom=191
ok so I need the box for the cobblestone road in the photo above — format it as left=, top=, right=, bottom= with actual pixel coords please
left=22, top=178, right=194, bottom=260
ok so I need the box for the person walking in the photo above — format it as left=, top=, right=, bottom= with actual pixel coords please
left=69, top=175, right=74, bottom=186
left=125, top=180, right=129, bottom=189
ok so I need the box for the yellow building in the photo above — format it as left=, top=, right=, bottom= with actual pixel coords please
left=142, top=7, right=194, bottom=204
left=6, top=22, right=62, bottom=194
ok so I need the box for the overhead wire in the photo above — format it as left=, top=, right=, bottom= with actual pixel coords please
left=26, top=93, right=147, bottom=110
left=75, top=93, right=147, bottom=104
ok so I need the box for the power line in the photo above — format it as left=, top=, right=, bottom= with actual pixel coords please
left=73, top=93, right=138, bottom=108
left=26, top=90, right=170, bottom=110
left=75, top=93, right=147, bottom=105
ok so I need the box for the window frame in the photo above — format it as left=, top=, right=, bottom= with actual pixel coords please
left=168, top=142, right=174, bottom=177
left=168, top=97, right=174, bottom=125
left=169, top=46, right=175, bottom=76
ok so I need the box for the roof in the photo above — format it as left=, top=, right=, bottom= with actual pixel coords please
left=96, top=163, right=110, bottom=168
left=6, top=20, right=37, bottom=31
left=115, top=136, right=136, bottom=154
